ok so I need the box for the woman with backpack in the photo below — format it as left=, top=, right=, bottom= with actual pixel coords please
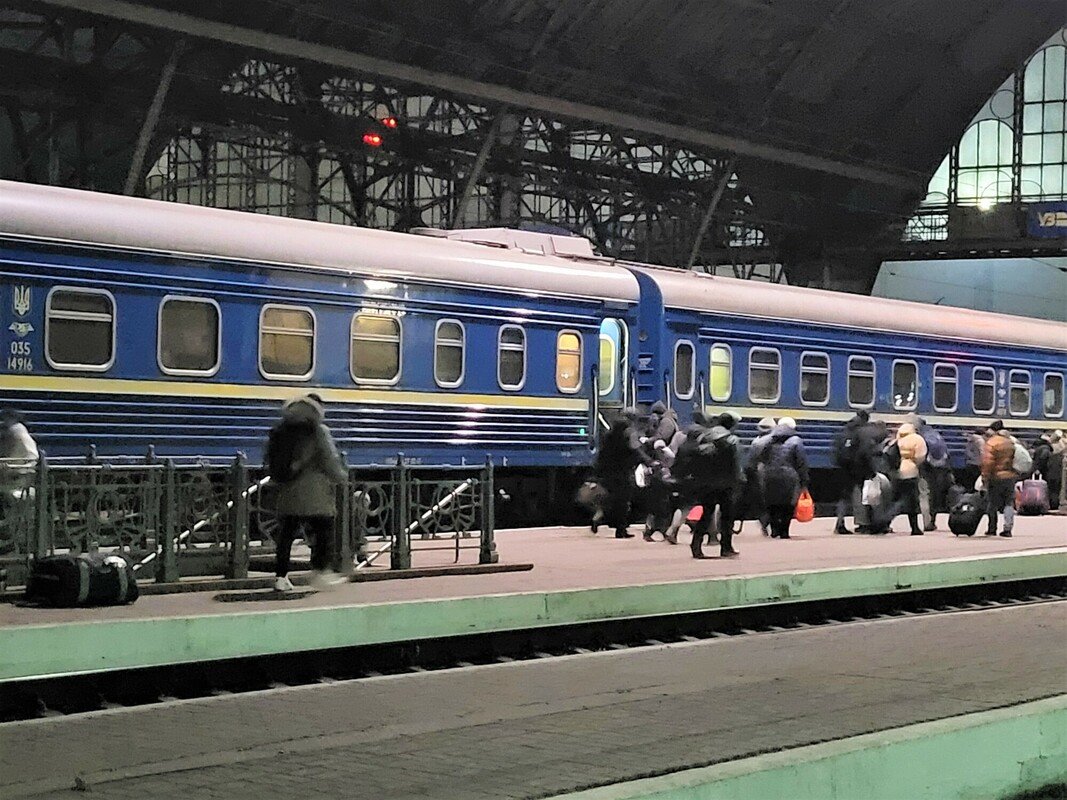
left=266, top=394, right=348, bottom=592
left=749, top=417, right=809, bottom=540
left=906, top=414, right=951, bottom=531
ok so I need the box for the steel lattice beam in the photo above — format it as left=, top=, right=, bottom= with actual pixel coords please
left=34, top=0, right=923, bottom=190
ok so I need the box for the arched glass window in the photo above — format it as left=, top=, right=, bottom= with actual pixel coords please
left=908, top=31, right=1067, bottom=240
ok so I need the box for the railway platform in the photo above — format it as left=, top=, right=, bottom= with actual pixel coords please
left=2, top=516, right=1065, bottom=683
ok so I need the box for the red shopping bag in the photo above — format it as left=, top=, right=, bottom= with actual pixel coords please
left=794, top=490, right=815, bottom=523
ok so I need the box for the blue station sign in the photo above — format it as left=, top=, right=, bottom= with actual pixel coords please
left=1026, top=201, right=1067, bottom=238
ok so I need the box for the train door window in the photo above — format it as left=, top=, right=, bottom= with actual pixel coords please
left=973, top=367, right=996, bottom=414
left=598, top=335, right=615, bottom=396
left=1009, top=369, right=1031, bottom=416
left=45, top=288, right=115, bottom=371
left=799, top=352, right=830, bottom=406
left=748, top=347, right=781, bottom=403
left=847, top=356, right=875, bottom=408
left=1044, top=373, right=1064, bottom=417
left=674, top=341, right=695, bottom=399
left=260, top=305, right=315, bottom=380
left=933, top=363, right=958, bottom=412
left=434, top=320, right=465, bottom=388
left=556, top=330, right=582, bottom=393
left=709, top=344, right=731, bottom=401
left=891, top=360, right=918, bottom=410
left=158, top=296, right=221, bottom=376
left=350, top=313, right=401, bottom=384
left=498, top=325, right=526, bottom=390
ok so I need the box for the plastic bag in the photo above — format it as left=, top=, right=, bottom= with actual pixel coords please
left=794, top=489, right=815, bottom=523
left=634, top=464, right=650, bottom=488
left=861, top=476, right=882, bottom=506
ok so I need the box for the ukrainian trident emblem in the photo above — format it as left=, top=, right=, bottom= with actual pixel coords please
left=13, top=285, right=30, bottom=317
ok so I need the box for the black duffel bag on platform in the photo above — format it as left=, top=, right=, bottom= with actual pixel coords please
left=25, top=553, right=140, bottom=607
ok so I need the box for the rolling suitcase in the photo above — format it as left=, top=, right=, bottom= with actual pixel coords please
left=25, top=553, right=139, bottom=607
left=1015, top=477, right=1050, bottom=516
left=948, top=493, right=984, bottom=537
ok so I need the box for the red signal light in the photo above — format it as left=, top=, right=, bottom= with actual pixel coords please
left=362, top=132, right=383, bottom=147
left=381, top=116, right=398, bottom=129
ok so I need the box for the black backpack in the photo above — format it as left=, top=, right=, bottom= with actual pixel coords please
left=266, top=419, right=315, bottom=482
left=832, top=430, right=857, bottom=469
left=703, top=433, right=738, bottom=479
left=884, top=441, right=902, bottom=471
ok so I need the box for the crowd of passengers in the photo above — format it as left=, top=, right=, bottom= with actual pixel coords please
left=0, top=397, right=1063, bottom=590
left=582, top=403, right=1065, bottom=559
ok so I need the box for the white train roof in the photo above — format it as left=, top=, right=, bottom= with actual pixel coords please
left=0, top=181, right=639, bottom=303
left=1, top=181, right=1063, bottom=352
left=632, top=266, right=1067, bottom=352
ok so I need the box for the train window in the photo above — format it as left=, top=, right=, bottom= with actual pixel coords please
left=748, top=347, right=781, bottom=403
left=599, top=335, right=616, bottom=396
left=498, top=325, right=526, bottom=390
left=46, top=288, right=115, bottom=371
left=158, top=297, right=220, bottom=376
left=350, top=313, right=401, bottom=384
left=891, top=360, right=918, bottom=411
left=847, top=356, right=875, bottom=408
left=799, top=352, right=830, bottom=406
left=933, top=363, right=958, bottom=412
left=973, top=367, right=996, bottom=414
left=709, top=344, right=731, bottom=402
left=674, top=341, right=695, bottom=399
left=260, top=305, right=315, bottom=380
left=556, top=330, right=582, bottom=393
left=1009, top=369, right=1031, bottom=416
left=1045, top=373, right=1064, bottom=417
left=434, top=320, right=465, bottom=388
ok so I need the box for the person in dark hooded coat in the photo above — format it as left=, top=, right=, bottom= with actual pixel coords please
left=831, top=410, right=873, bottom=535
left=671, top=411, right=743, bottom=558
left=749, top=417, right=809, bottom=539
left=743, top=416, right=776, bottom=536
left=646, top=401, right=679, bottom=448
left=593, top=412, right=651, bottom=538
left=266, top=394, right=348, bottom=592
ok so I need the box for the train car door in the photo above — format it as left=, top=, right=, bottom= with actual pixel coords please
left=598, top=318, right=627, bottom=420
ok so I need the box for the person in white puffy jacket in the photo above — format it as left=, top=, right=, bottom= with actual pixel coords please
left=0, top=410, right=38, bottom=502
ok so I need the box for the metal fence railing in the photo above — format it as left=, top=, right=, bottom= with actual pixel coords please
left=0, top=451, right=497, bottom=589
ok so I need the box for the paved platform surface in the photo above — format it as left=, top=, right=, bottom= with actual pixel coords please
left=2, top=515, right=1064, bottom=627
left=3, top=601, right=1065, bottom=799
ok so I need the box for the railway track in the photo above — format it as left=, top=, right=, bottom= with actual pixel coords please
left=2, top=576, right=1065, bottom=723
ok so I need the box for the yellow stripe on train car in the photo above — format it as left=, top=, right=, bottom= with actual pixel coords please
left=703, top=404, right=1066, bottom=431
left=0, top=374, right=589, bottom=412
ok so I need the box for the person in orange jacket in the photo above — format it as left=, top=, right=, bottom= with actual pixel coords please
left=980, top=420, right=1017, bottom=537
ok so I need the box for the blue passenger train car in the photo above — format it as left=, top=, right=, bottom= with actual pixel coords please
left=628, top=266, right=1065, bottom=467
left=0, top=181, right=1064, bottom=505
left=0, top=182, right=638, bottom=469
